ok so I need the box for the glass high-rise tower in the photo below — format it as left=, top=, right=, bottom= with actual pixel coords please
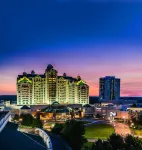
left=99, top=76, right=120, bottom=101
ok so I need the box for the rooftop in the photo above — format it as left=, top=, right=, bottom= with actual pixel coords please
left=41, top=101, right=72, bottom=113
left=0, top=111, right=9, bottom=121
left=0, top=122, right=46, bottom=150
left=20, top=105, right=30, bottom=110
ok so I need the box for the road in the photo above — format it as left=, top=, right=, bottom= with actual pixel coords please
left=113, top=122, right=131, bottom=136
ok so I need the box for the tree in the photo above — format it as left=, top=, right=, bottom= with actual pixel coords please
left=130, top=103, right=137, bottom=108
left=103, top=141, right=113, bottom=150
left=35, top=112, right=41, bottom=119
left=124, top=134, right=142, bottom=150
left=93, top=139, right=105, bottom=150
left=20, top=114, right=25, bottom=119
left=61, top=120, right=87, bottom=150
left=70, top=110, right=75, bottom=119
left=13, top=114, right=19, bottom=121
left=79, top=110, right=82, bottom=118
left=92, top=139, right=112, bottom=150
left=137, top=112, right=142, bottom=123
left=21, top=114, right=34, bottom=126
left=32, top=118, right=43, bottom=128
left=53, top=110, right=57, bottom=122
left=51, top=123, right=64, bottom=134
left=108, top=133, right=124, bottom=150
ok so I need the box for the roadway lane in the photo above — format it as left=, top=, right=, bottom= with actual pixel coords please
left=114, top=122, right=131, bottom=136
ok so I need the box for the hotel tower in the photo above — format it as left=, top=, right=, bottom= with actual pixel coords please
left=99, top=76, right=120, bottom=101
left=17, top=64, right=89, bottom=105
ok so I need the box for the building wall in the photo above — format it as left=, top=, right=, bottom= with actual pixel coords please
left=17, top=65, right=89, bottom=105
left=32, top=76, right=45, bottom=104
left=99, top=76, right=120, bottom=101
left=17, top=77, right=32, bottom=105
left=57, top=77, right=67, bottom=104
left=45, top=67, right=57, bottom=104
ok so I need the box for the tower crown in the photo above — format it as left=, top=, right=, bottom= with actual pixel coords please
left=46, top=64, right=53, bottom=71
left=23, top=72, right=27, bottom=76
left=77, top=75, right=81, bottom=81
left=31, top=70, right=35, bottom=75
left=63, top=73, right=67, bottom=77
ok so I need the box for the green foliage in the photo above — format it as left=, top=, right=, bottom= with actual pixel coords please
left=20, top=114, right=43, bottom=128
left=108, top=133, right=125, bottom=150
left=124, top=134, right=142, bottom=150
left=89, top=134, right=142, bottom=150
left=21, top=114, right=34, bottom=126
left=13, top=114, right=19, bottom=121
left=32, top=118, right=43, bottom=128
left=130, top=103, right=137, bottom=108
left=81, top=142, right=94, bottom=150
left=137, top=113, right=142, bottom=123
left=20, top=114, right=25, bottom=119
left=51, top=123, right=64, bottom=134
left=61, top=120, right=87, bottom=150
left=35, top=112, right=40, bottom=119
left=93, top=139, right=112, bottom=150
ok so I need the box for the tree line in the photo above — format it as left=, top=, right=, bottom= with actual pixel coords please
left=13, top=113, right=42, bottom=128
left=51, top=120, right=142, bottom=150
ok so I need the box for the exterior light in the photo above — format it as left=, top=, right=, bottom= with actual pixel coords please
left=51, top=124, right=55, bottom=128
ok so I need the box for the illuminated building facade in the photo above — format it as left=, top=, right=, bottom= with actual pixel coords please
left=99, top=76, right=120, bottom=101
left=17, top=64, right=89, bottom=105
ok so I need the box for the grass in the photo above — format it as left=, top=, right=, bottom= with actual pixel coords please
left=85, top=124, right=114, bottom=140
left=133, top=129, right=142, bottom=136
left=19, top=125, right=33, bottom=129
left=82, top=142, right=94, bottom=150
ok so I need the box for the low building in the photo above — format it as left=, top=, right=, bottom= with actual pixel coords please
left=40, top=102, right=72, bottom=121
left=19, top=105, right=31, bottom=115
left=94, top=105, right=129, bottom=120
left=82, top=104, right=94, bottom=117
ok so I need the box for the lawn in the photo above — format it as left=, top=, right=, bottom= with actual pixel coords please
left=82, top=142, right=94, bottom=150
left=19, top=125, right=33, bottom=129
left=133, top=129, right=142, bottom=136
left=85, top=124, right=114, bottom=140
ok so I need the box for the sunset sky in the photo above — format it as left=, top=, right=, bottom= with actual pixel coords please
left=1, top=0, right=142, bottom=96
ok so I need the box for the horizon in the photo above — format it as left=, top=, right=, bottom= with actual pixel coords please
left=1, top=1, right=142, bottom=96
left=0, top=95, right=142, bottom=98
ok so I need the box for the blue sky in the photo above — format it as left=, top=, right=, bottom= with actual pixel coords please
left=1, top=0, right=142, bottom=95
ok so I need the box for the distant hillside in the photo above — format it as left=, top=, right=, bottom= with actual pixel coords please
left=0, top=95, right=17, bottom=102
left=89, top=96, right=142, bottom=104
left=120, top=97, right=142, bottom=100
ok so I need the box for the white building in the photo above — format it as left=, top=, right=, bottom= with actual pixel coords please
left=17, top=64, right=89, bottom=105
